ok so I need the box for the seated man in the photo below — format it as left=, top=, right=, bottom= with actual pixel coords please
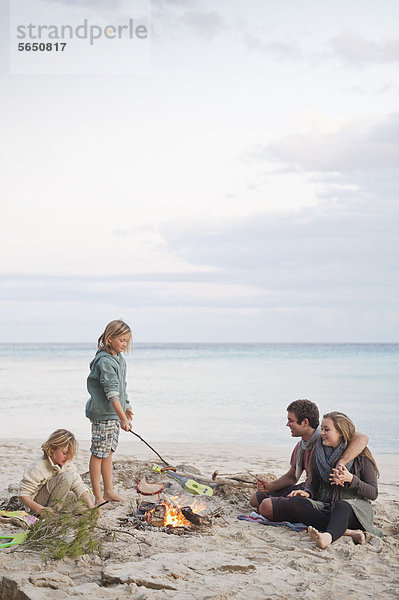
left=250, top=399, right=368, bottom=511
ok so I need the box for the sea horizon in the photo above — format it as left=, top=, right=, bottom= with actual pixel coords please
left=1, top=342, right=398, bottom=454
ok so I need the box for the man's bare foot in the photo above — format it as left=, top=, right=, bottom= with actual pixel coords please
left=308, top=526, right=332, bottom=549
left=346, top=529, right=366, bottom=545
left=104, top=491, right=123, bottom=502
left=95, top=496, right=106, bottom=506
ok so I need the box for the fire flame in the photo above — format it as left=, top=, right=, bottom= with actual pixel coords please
left=163, top=501, right=192, bottom=528
left=145, top=493, right=208, bottom=528
left=168, top=495, right=207, bottom=514
left=145, top=499, right=192, bottom=528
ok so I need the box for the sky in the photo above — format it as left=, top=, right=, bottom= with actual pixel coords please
left=0, top=0, right=398, bottom=343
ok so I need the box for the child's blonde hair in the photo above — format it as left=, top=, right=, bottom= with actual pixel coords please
left=41, top=429, right=77, bottom=461
left=98, top=319, right=132, bottom=354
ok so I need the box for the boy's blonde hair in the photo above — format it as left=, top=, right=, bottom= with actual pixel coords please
left=98, top=319, right=132, bottom=354
left=41, top=429, right=77, bottom=461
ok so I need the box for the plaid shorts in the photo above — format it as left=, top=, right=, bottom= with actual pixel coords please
left=90, top=420, right=120, bottom=458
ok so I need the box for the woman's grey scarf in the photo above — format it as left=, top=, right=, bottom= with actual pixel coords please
left=314, top=437, right=353, bottom=484
left=295, top=426, right=321, bottom=480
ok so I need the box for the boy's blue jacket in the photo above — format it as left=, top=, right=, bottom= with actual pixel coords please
left=85, top=349, right=131, bottom=421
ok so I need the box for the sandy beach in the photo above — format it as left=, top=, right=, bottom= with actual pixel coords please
left=0, top=438, right=398, bottom=600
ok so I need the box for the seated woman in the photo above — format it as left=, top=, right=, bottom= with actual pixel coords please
left=19, top=429, right=95, bottom=514
left=259, top=412, right=383, bottom=549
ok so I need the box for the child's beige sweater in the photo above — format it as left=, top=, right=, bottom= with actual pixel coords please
left=19, top=455, right=88, bottom=500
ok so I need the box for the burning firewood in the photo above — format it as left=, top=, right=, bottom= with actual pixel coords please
left=181, top=506, right=201, bottom=525
left=145, top=500, right=192, bottom=528
left=148, top=503, right=166, bottom=528
left=124, top=494, right=211, bottom=533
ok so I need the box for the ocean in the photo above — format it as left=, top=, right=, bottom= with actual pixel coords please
left=0, top=343, right=398, bottom=454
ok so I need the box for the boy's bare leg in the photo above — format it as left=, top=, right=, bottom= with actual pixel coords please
left=344, top=529, right=366, bottom=544
left=308, top=526, right=332, bottom=549
left=102, top=451, right=123, bottom=501
left=89, top=454, right=105, bottom=505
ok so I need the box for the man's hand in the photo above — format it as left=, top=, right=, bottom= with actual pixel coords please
left=287, top=489, right=309, bottom=498
left=256, top=478, right=271, bottom=492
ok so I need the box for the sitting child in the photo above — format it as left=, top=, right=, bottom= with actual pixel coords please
left=18, top=429, right=95, bottom=514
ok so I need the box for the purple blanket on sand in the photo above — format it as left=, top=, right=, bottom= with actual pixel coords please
left=237, top=511, right=307, bottom=532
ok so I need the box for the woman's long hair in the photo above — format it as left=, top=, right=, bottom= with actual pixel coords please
left=317, top=412, right=379, bottom=476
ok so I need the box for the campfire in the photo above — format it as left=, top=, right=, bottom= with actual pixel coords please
left=146, top=499, right=192, bottom=528
left=145, top=495, right=208, bottom=530
left=121, top=494, right=211, bottom=534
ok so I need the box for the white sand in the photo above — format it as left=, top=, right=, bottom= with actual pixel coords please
left=0, top=438, right=398, bottom=600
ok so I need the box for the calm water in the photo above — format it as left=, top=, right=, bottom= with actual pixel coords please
left=0, top=343, right=398, bottom=453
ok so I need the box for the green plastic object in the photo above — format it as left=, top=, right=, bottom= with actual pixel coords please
left=153, top=466, right=213, bottom=497
left=0, top=531, right=27, bottom=549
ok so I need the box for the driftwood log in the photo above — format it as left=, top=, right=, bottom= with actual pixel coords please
left=149, top=504, right=166, bottom=527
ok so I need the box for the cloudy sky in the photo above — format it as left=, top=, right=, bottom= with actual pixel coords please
left=1, top=0, right=398, bottom=342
